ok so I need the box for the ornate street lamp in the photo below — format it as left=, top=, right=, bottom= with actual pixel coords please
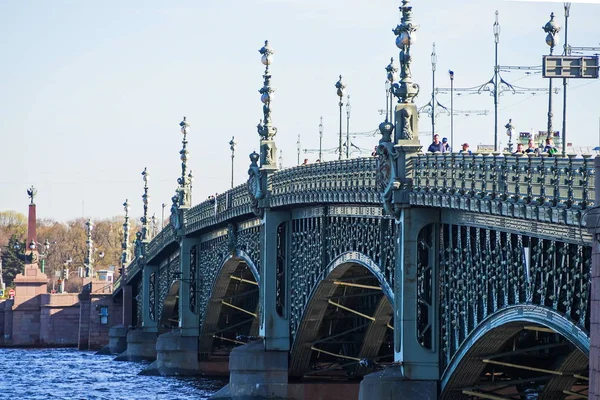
left=335, top=75, right=346, bottom=160
left=122, top=199, right=131, bottom=271
left=430, top=46, right=437, bottom=140
left=346, top=94, right=351, bottom=159
left=296, top=134, right=301, bottom=165
left=385, top=57, right=398, bottom=123
left=141, top=167, right=150, bottom=242
left=561, top=2, right=571, bottom=155
left=257, top=40, right=278, bottom=169
left=229, top=136, right=237, bottom=188
left=543, top=12, right=561, bottom=140
left=318, top=117, right=324, bottom=161
left=449, top=70, right=455, bottom=149
left=278, top=149, right=283, bottom=169
left=177, top=117, right=193, bottom=208
left=493, top=10, right=500, bottom=151
left=505, top=119, right=515, bottom=153
left=85, top=219, right=94, bottom=279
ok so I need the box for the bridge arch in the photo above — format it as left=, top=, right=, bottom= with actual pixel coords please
left=290, top=251, right=394, bottom=378
left=198, top=250, right=260, bottom=358
left=158, top=280, right=180, bottom=332
left=441, top=305, right=589, bottom=399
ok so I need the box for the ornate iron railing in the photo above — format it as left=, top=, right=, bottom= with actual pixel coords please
left=184, top=184, right=253, bottom=235
left=145, top=224, right=176, bottom=261
left=269, top=158, right=379, bottom=207
left=412, top=153, right=595, bottom=207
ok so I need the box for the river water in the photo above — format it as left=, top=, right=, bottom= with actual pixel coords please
left=0, top=348, right=226, bottom=400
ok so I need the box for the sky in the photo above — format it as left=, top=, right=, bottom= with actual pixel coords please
left=0, top=0, right=598, bottom=223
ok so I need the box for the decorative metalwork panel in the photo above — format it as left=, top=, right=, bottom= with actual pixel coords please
left=290, top=216, right=324, bottom=338
left=276, top=222, right=286, bottom=317
left=237, top=225, right=261, bottom=272
left=411, top=153, right=595, bottom=227
left=149, top=272, right=156, bottom=321
left=439, top=223, right=592, bottom=370
left=189, top=245, right=197, bottom=313
left=156, top=255, right=180, bottom=324
left=198, top=234, right=229, bottom=326
left=416, top=224, right=435, bottom=350
left=136, top=279, right=143, bottom=327
left=289, top=208, right=397, bottom=340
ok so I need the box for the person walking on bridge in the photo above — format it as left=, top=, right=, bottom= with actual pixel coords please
left=428, top=134, right=445, bottom=153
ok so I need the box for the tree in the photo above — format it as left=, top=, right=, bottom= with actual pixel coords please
left=0, top=211, right=26, bottom=248
left=1, top=235, right=25, bottom=287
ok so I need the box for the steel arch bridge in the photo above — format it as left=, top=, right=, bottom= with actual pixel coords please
left=114, top=150, right=596, bottom=399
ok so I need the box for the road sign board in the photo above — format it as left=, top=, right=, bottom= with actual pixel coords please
left=8, top=289, right=15, bottom=298
left=543, top=55, right=599, bottom=79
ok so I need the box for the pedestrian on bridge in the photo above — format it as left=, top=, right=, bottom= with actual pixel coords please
left=427, top=134, right=445, bottom=153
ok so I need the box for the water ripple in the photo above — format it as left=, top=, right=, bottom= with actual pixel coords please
left=0, top=348, right=226, bottom=400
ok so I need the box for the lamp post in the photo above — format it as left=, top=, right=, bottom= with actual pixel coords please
left=229, top=136, right=236, bottom=188
left=84, top=219, right=94, bottom=280
left=543, top=12, right=561, bottom=140
left=39, top=238, right=50, bottom=274
left=141, top=167, right=150, bottom=242
left=449, top=70, right=455, bottom=149
left=296, top=134, right=301, bottom=165
left=278, top=150, right=283, bottom=169
left=161, top=202, right=165, bottom=229
left=345, top=94, right=351, bottom=159
left=431, top=45, right=437, bottom=140
left=385, top=57, right=398, bottom=124
left=318, top=117, right=324, bottom=161
left=335, top=75, right=346, bottom=160
left=177, top=117, right=193, bottom=209
left=505, top=119, right=515, bottom=153
left=493, top=10, right=500, bottom=151
left=561, top=2, right=571, bottom=155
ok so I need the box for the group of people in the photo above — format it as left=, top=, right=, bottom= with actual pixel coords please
left=512, top=138, right=558, bottom=156
left=427, top=134, right=560, bottom=157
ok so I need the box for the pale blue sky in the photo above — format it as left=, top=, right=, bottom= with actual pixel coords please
left=0, top=0, right=598, bottom=222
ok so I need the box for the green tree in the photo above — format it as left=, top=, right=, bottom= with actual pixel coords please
left=1, top=235, right=25, bottom=286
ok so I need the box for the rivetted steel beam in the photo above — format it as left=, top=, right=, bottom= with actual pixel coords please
left=482, top=359, right=563, bottom=375
left=208, top=318, right=254, bottom=335
left=461, top=375, right=552, bottom=392
left=312, top=322, right=371, bottom=346
left=213, top=335, right=246, bottom=345
left=230, top=275, right=258, bottom=286
left=523, top=325, right=555, bottom=333
left=310, top=346, right=361, bottom=361
left=481, top=342, right=567, bottom=360
left=461, top=390, right=512, bottom=399
left=562, top=390, right=587, bottom=399
left=327, top=299, right=375, bottom=321
left=221, top=300, right=258, bottom=318
left=574, top=374, right=589, bottom=381
left=333, top=281, right=382, bottom=290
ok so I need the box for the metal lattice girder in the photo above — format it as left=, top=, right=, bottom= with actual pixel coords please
left=333, top=281, right=382, bottom=290
left=327, top=299, right=375, bottom=321
left=523, top=325, right=555, bottom=333
left=562, top=390, right=587, bottom=399
left=213, top=335, right=246, bottom=345
left=310, top=346, right=361, bottom=361
left=481, top=342, right=568, bottom=360
left=461, top=375, right=553, bottom=392
left=482, top=359, right=564, bottom=376
left=208, top=317, right=254, bottom=336
left=461, top=390, right=512, bottom=400
left=230, top=275, right=258, bottom=286
left=312, top=322, right=371, bottom=345
left=221, top=300, right=257, bottom=318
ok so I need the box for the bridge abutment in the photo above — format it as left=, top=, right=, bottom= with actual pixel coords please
left=359, top=367, right=437, bottom=400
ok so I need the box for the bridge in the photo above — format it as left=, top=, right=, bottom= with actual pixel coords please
left=107, top=2, right=600, bottom=399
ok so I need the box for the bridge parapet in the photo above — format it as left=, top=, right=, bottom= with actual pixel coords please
left=269, top=157, right=379, bottom=207
left=410, top=152, right=595, bottom=225
left=184, top=184, right=252, bottom=236
left=145, top=224, right=176, bottom=261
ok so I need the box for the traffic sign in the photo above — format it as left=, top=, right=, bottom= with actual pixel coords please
left=543, top=55, right=599, bottom=79
left=8, top=289, right=15, bottom=298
